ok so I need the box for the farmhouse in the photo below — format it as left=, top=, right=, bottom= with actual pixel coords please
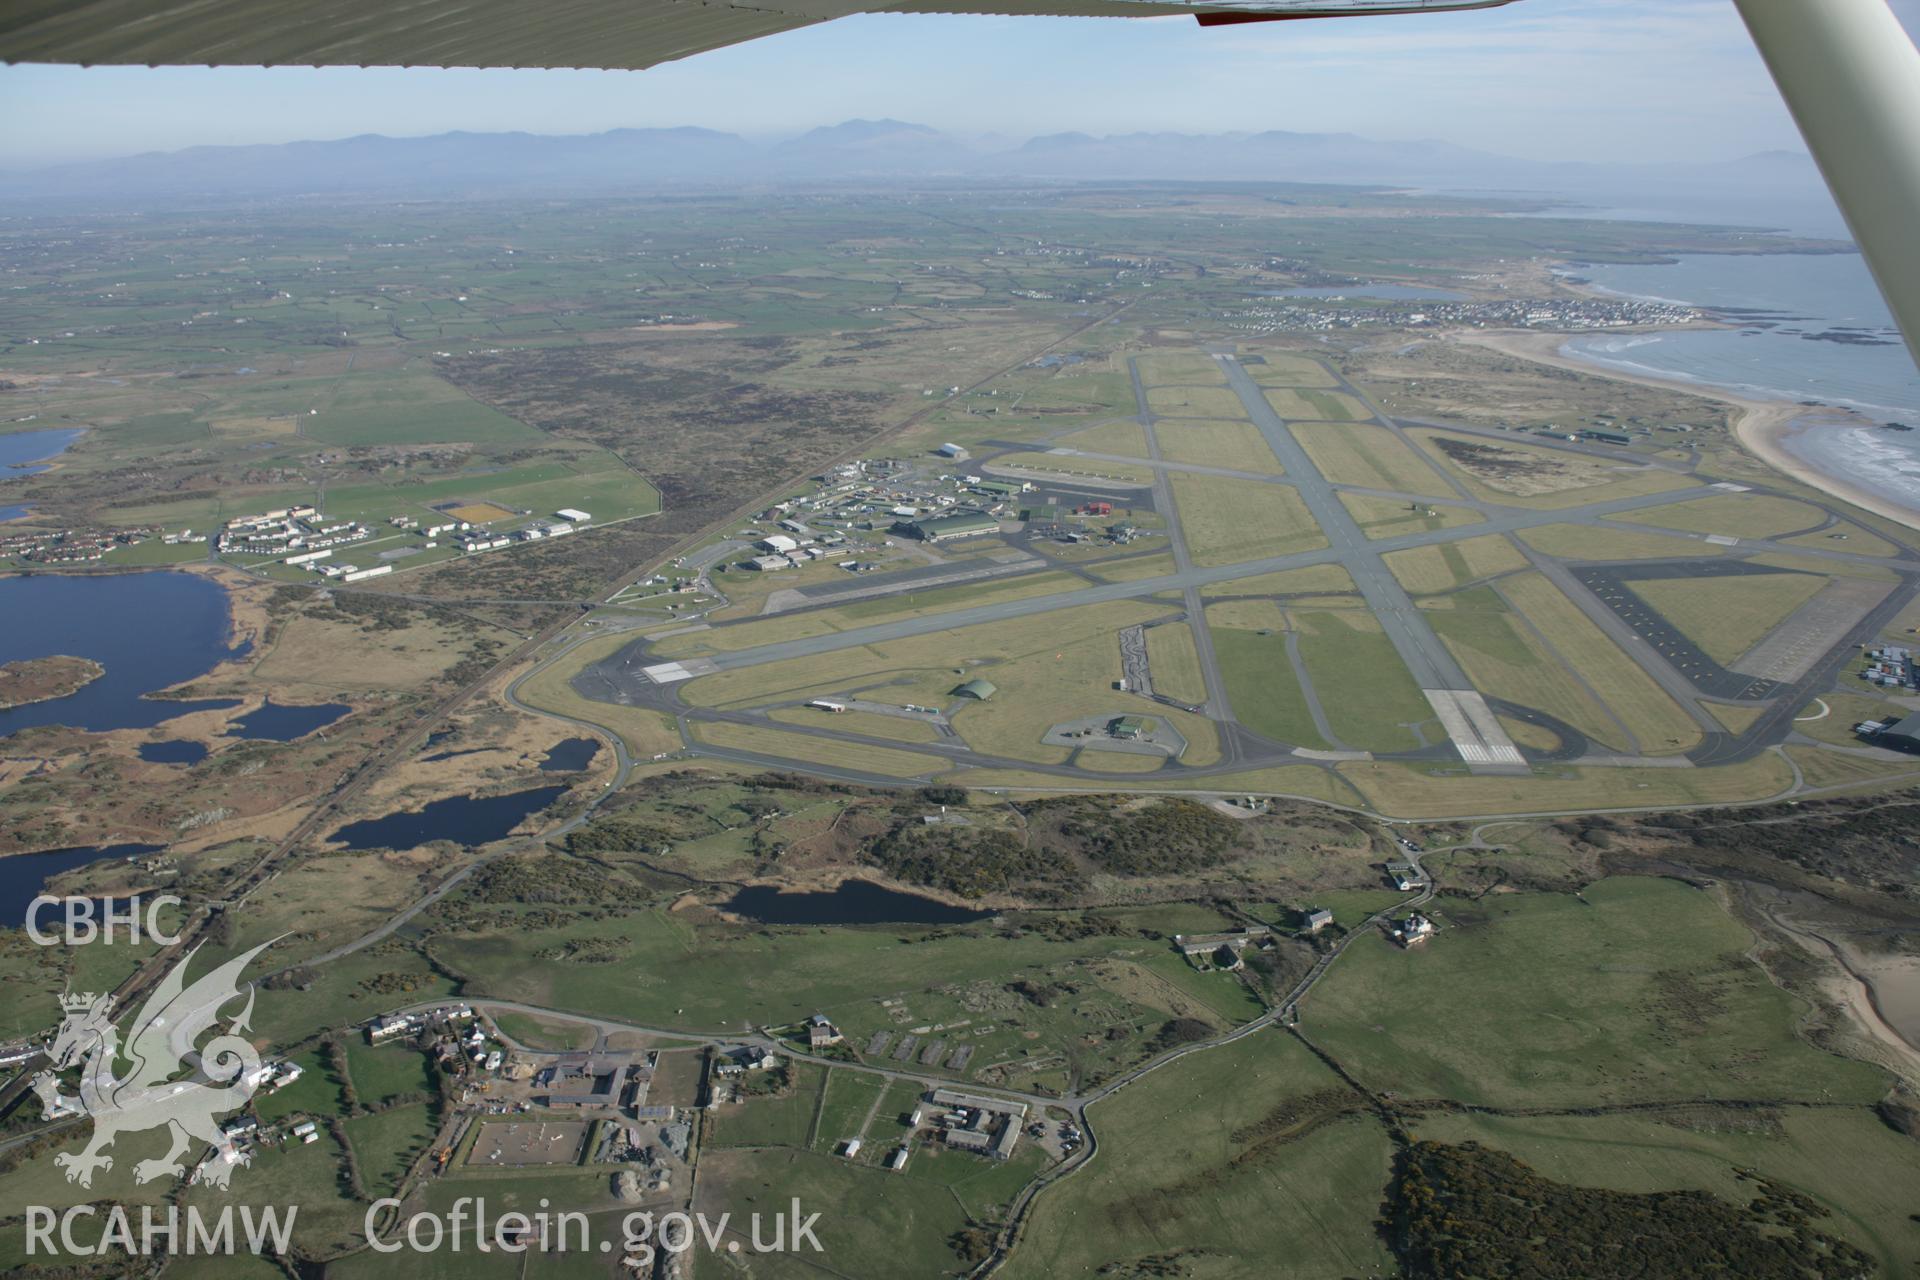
left=541, top=1056, right=623, bottom=1109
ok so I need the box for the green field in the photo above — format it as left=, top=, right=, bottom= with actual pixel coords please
left=1147, top=385, right=1247, bottom=418
left=1135, top=353, right=1229, bottom=385
left=709, top=1062, right=827, bottom=1148
left=344, top=1101, right=439, bottom=1198
left=1264, top=387, right=1366, bottom=421
left=1628, top=570, right=1830, bottom=664
left=304, top=365, right=542, bottom=446
left=1293, top=420, right=1452, bottom=494
left=346, top=1040, right=435, bottom=1105
left=1056, top=418, right=1150, bottom=457
left=1339, top=490, right=1484, bottom=540
left=1144, top=620, right=1208, bottom=705
left=1614, top=493, right=1829, bottom=539
left=1520, top=521, right=1722, bottom=561
left=700, top=1143, right=1045, bottom=1279
left=1307, top=877, right=1889, bottom=1110
left=1382, top=532, right=1527, bottom=594
left=1428, top=600, right=1625, bottom=753
left=1246, top=354, right=1342, bottom=388
left=1499, top=572, right=1702, bottom=753
left=1168, top=473, right=1326, bottom=566
left=1293, top=610, right=1433, bottom=752
left=811, top=1068, right=889, bottom=1153
left=1005, top=1029, right=1395, bottom=1279
left=1211, top=625, right=1331, bottom=749
left=1154, top=419, right=1285, bottom=474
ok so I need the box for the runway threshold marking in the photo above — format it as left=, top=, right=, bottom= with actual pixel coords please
left=1424, top=689, right=1526, bottom=768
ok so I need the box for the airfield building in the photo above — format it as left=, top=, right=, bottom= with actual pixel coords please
left=908, top=512, right=1000, bottom=543
left=1862, top=716, right=1920, bottom=755
left=953, top=678, right=997, bottom=701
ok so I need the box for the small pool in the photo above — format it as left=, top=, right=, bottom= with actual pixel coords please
left=723, top=880, right=992, bottom=926
left=539, top=737, right=601, bottom=772
left=330, top=785, right=569, bottom=851
left=139, top=739, right=209, bottom=765
left=225, top=699, right=350, bottom=741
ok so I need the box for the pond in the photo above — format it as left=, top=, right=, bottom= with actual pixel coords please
left=138, top=739, right=209, bottom=765
left=2, top=843, right=164, bottom=929
left=722, top=880, right=992, bottom=926
left=0, top=428, right=84, bottom=479
left=539, top=737, right=601, bottom=772
left=224, top=699, right=350, bottom=742
left=0, top=572, right=245, bottom=737
left=329, top=785, right=570, bottom=851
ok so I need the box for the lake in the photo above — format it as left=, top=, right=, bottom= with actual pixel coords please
left=330, top=785, right=569, bottom=851
left=224, top=699, right=350, bottom=742
left=1, top=843, right=164, bottom=929
left=540, top=737, right=601, bottom=772
left=723, top=880, right=992, bottom=926
left=0, top=572, right=245, bottom=737
left=0, top=428, right=84, bottom=479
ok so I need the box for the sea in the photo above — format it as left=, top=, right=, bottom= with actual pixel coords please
left=1557, top=251, right=1920, bottom=519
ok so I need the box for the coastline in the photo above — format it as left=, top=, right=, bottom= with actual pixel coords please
left=1456, top=329, right=1920, bottom=532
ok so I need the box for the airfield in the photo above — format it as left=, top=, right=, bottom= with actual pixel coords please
left=559, top=346, right=1920, bottom=817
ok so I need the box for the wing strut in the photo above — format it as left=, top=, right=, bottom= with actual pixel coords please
left=1733, top=0, right=1920, bottom=367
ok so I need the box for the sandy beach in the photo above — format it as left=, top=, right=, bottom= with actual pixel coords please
left=1457, top=329, right=1920, bottom=532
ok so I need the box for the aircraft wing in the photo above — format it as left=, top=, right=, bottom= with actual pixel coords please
left=0, top=0, right=1516, bottom=71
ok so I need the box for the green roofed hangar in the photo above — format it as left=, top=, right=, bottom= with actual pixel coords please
left=902, top=512, right=1000, bottom=543
left=953, top=678, right=997, bottom=701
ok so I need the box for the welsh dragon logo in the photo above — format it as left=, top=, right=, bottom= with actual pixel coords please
left=32, top=940, right=274, bottom=1190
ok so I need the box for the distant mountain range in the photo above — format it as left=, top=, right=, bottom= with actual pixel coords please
left=0, top=119, right=1845, bottom=234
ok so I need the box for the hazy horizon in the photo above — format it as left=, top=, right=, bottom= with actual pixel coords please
left=2, top=0, right=1915, bottom=171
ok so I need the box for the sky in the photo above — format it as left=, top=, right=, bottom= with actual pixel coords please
left=1, top=0, right=1917, bottom=169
